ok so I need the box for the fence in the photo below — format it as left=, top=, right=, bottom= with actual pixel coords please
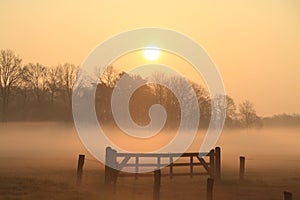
left=76, top=149, right=296, bottom=200
left=104, top=146, right=221, bottom=187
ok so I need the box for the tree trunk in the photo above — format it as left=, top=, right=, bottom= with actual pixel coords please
left=2, top=95, right=7, bottom=122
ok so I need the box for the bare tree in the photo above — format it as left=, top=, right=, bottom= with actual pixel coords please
left=226, top=96, right=237, bottom=121
left=17, top=74, right=31, bottom=109
left=238, top=100, right=260, bottom=129
left=59, top=63, right=78, bottom=109
left=0, top=50, right=22, bottom=121
left=155, top=74, right=199, bottom=128
left=100, top=65, right=119, bottom=87
left=149, top=71, right=168, bottom=104
left=211, top=95, right=237, bottom=127
left=23, top=63, right=47, bottom=105
left=192, top=83, right=211, bottom=121
left=45, top=66, right=61, bottom=105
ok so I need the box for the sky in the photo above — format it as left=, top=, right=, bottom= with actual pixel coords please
left=1, top=0, right=300, bottom=116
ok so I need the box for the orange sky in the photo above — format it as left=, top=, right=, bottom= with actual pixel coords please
left=1, top=0, right=300, bottom=116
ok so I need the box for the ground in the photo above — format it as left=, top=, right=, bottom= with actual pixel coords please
left=0, top=123, right=299, bottom=199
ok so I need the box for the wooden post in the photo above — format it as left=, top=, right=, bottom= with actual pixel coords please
left=157, top=156, right=161, bottom=168
left=105, top=147, right=118, bottom=185
left=110, top=149, right=118, bottom=185
left=190, top=156, right=194, bottom=178
left=284, top=191, right=292, bottom=200
left=169, top=155, right=173, bottom=179
left=239, top=156, right=245, bottom=180
left=135, top=156, right=139, bottom=179
left=209, top=149, right=215, bottom=178
left=105, top=147, right=112, bottom=185
left=77, top=154, right=85, bottom=185
left=215, top=147, right=221, bottom=180
left=207, top=178, right=214, bottom=200
left=153, top=169, right=161, bottom=200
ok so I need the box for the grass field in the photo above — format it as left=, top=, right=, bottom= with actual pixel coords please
left=0, top=122, right=299, bottom=199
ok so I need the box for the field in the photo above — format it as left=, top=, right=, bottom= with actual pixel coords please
left=0, top=122, right=300, bottom=200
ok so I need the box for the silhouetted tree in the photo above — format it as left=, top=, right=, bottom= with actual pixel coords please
left=16, top=75, right=31, bottom=109
left=149, top=72, right=168, bottom=105
left=168, top=76, right=197, bottom=127
left=23, top=63, right=47, bottom=105
left=212, top=95, right=237, bottom=127
left=46, top=66, right=62, bottom=105
left=0, top=50, right=22, bottom=121
left=226, top=96, right=237, bottom=123
left=100, top=65, right=119, bottom=87
left=59, top=63, right=78, bottom=112
left=192, top=83, right=211, bottom=126
left=0, top=50, right=272, bottom=126
left=263, top=113, right=300, bottom=127
left=238, top=100, right=261, bottom=129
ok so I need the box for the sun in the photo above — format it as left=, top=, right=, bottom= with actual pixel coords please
left=144, top=46, right=160, bottom=61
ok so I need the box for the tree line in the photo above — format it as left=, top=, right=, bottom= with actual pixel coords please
left=2, top=49, right=295, bottom=129
left=0, top=50, right=77, bottom=121
left=95, top=66, right=263, bottom=129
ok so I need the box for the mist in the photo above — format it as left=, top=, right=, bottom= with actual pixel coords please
left=1, top=122, right=299, bottom=170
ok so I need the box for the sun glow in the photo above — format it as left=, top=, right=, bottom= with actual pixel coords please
left=144, top=46, right=160, bottom=61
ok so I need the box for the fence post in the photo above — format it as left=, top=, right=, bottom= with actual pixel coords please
left=190, top=156, right=194, bottom=178
left=239, top=156, right=245, bottom=180
left=105, top=147, right=118, bottom=186
left=105, top=147, right=112, bottom=185
left=207, top=178, right=214, bottom=200
left=209, top=149, right=215, bottom=178
left=169, top=155, right=173, bottom=179
left=153, top=169, right=161, bottom=200
left=135, top=156, right=139, bottom=180
left=77, top=154, right=85, bottom=185
left=215, top=147, right=221, bottom=180
left=284, top=191, right=292, bottom=200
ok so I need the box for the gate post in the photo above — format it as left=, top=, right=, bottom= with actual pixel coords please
left=76, top=154, right=85, bottom=185
left=215, top=147, right=221, bottom=180
left=207, top=178, right=214, bottom=200
left=105, top=147, right=118, bottom=185
left=284, top=191, right=292, bottom=200
left=153, top=169, right=161, bottom=200
left=239, top=156, right=245, bottom=180
left=209, top=149, right=215, bottom=178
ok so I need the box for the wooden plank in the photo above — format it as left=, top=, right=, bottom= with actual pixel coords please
left=117, top=155, right=131, bottom=170
left=125, top=163, right=161, bottom=167
left=172, top=162, right=210, bottom=167
left=118, top=173, right=155, bottom=177
left=172, top=163, right=192, bottom=167
left=196, top=156, right=210, bottom=173
left=116, top=152, right=210, bottom=158
left=170, top=172, right=209, bottom=176
left=122, top=162, right=210, bottom=167
left=118, top=172, right=209, bottom=177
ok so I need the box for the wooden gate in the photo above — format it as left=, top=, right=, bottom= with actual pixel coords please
left=104, top=146, right=221, bottom=186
